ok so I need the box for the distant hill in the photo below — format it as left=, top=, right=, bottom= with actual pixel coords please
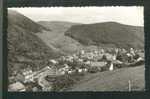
left=7, top=10, right=60, bottom=76
left=38, top=21, right=80, bottom=33
left=65, top=22, right=144, bottom=49
left=37, top=21, right=84, bottom=54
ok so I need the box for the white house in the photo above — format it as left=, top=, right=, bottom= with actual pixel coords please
left=137, top=57, right=144, bottom=62
left=90, top=61, right=107, bottom=67
left=58, top=68, right=66, bottom=75
left=22, top=69, right=34, bottom=83
left=50, top=59, right=58, bottom=64
left=130, top=48, right=135, bottom=56
left=78, top=68, right=83, bottom=73
left=81, top=50, right=85, bottom=55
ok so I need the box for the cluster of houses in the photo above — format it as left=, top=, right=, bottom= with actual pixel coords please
left=51, top=48, right=144, bottom=74
left=8, top=47, right=144, bottom=91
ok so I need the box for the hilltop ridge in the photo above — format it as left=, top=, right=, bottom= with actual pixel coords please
left=65, top=22, right=144, bottom=49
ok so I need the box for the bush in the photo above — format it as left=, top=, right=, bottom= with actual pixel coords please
left=101, top=66, right=109, bottom=72
left=133, top=54, right=140, bottom=60
left=52, top=75, right=74, bottom=91
left=47, top=73, right=84, bottom=91
left=101, top=55, right=107, bottom=61
left=88, top=67, right=100, bottom=73
left=129, top=60, right=144, bottom=67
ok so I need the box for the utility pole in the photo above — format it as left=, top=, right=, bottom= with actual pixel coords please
left=128, top=80, right=131, bottom=91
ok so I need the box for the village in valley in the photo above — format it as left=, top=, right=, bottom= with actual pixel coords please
left=8, top=47, right=144, bottom=92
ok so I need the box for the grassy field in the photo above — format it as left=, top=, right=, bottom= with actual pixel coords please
left=67, top=65, right=145, bottom=91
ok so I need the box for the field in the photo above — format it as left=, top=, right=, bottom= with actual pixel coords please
left=67, top=65, right=145, bottom=91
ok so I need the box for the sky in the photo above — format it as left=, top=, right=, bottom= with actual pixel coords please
left=9, top=6, right=144, bottom=26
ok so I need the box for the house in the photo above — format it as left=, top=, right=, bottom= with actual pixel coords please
left=57, top=68, right=66, bottom=75
left=100, top=49, right=105, bottom=54
left=84, top=61, right=91, bottom=65
left=78, top=58, right=83, bottom=62
left=68, top=69, right=76, bottom=74
left=78, top=68, right=83, bottom=73
left=126, top=53, right=132, bottom=57
left=22, top=69, right=34, bottom=83
left=112, top=54, right=117, bottom=60
left=68, top=70, right=73, bottom=74
left=130, top=48, right=136, bottom=56
left=8, top=82, right=26, bottom=92
left=15, top=68, right=35, bottom=83
left=83, top=68, right=88, bottom=72
left=49, top=59, right=58, bottom=64
left=64, top=64, right=70, bottom=69
left=57, top=64, right=70, bottom=75
left=112, top=60, right=123, bottom=64
left=137, top=57, right=144, bottom=62
left=90, top=61, right=107, bottom=67
left=80, top=50, right=85, bottom=55
left=105, top=53, right=115, bottom=61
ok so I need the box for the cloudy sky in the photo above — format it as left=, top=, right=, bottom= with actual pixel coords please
left=9, top=6, right=143, bottom=26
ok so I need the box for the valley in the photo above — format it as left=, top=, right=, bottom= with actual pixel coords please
left=7, top=10, right=145, bottom=92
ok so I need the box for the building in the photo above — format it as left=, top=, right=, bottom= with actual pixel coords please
left=57, top=68, right=66, bottom=75
left=80, top=50, right=85, bottom=55
left=109, top=63, right=114, bottom=71
left=8, top=82, right=26, bottom=92
left=22, top=68, right=34, bottom=83
left=105, top=53, right=116, bottom=61
left=90, top=61, right=107, bottom=68
left=49, top=59, right=58, bottom=64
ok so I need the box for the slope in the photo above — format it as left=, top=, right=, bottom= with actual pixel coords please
left=7, top=10, right=60, bottom=76
left=67, top=66, right=145, bottom=91
left=65, top=22, right=144, bottom=49
left=37, top=21, right=83, bottom=54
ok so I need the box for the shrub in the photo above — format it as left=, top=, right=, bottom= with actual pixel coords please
left=47, top=73, right=84, bottom=91
left=88, top=67, right=100, bottom=73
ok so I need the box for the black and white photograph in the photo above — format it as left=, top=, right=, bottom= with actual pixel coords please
left=7, top=6, right=144, bottom=92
